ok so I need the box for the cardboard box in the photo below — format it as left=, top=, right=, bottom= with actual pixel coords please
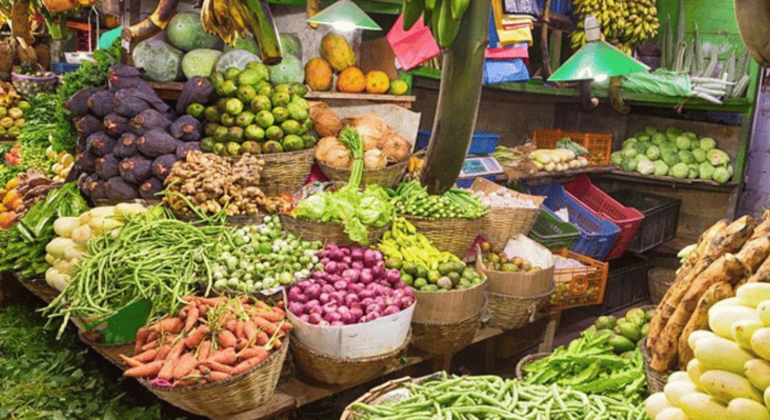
left=287, top=303, right=415, bottom=359
left=478, top=235, right=555, bottom=296
left=412, top=281, right=487, bottom=324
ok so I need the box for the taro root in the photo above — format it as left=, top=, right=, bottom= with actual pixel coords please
left=106, top=177, right=139, bottom=201
left=170, top=115, right=202, bottom=141
left=95, top=154, right=120, bottom=180
left=114, top=133, right=139, bottom=158
left=137, top=128, right=181, bottom=157
left=176, top=76, right=215, bottom=115
left=113, top=96, right=150, bottom=118
left=103, top=113, right=130, bottom=138
left=75, top=115, right=106, bottom=137
left=151, top=154, right=178, bottom=180
left=108, top=64, right=143, bottom=92
left=79, top=173, right=98, bottom=196
left=176, top=141, right=200, bottom=160
left=139, top=177, right=164, bottom=199
left=87, top=90, right=116, bottom=118
left=87, top=179, right=109, bottom=200
left=119, top=156, right=153, bottom=184
left=64, top=88, right=99, bottom=117
left=130, top=109, right=173, bottom=136
left=76, top=150, right=98, bottom=173
left=115, top=87, right=172, bottom=115
left=87, top=132, right=117, bottom=157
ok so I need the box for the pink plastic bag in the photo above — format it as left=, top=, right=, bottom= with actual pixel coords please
left=386, top=14, right=441, bottom=71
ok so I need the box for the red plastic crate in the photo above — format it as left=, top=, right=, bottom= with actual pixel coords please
left=564, top=175, right=644, bottom=260
left=532, top=129, right=612, bottom=166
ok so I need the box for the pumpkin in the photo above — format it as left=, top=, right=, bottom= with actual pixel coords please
left=337, top=67, right=366, bottom=93
left=365, top=71, right=390, bottom=94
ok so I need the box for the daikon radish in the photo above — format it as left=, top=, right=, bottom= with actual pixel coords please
left=709, top=304, right=760, bottom=339
left=647, top=392, right=674, bottom=419
left=679, top=392, right=730, bottom=420
left=726, top=398, right=770, bottom=420
left=665, top=381, right=698, bottom=407
left=699, top=370, right=763, bottom=404
left=737, top=283, right=770, bottom=307
left=745, top=359, right=770, bottom=392
left=695, top=336, right=755, bottom=375
left=733, top=319, right=764, bottom=351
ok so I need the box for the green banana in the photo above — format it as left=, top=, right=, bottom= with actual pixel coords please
left=450, top=0, right=470, bottom=20
left=437, top=0, right=461, bottom=48
left=425, top=0, right=437, bottom=11
left=431, top=0, right=443, bottom=42
left=402, top=0, right=424, bottom=31
left=423, top=7, right=433, bottom=28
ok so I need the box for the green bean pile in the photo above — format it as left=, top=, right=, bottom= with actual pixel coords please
left=350, top=374, right=646, bottom=420
left=45, top=207, right=232, bottom=338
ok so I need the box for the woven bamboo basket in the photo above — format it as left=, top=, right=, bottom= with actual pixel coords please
left=0, top=43, right=13, bottom=73
left=487, top=286, right=555, bottom=330
left=77, top=332, right=135, bottom=367
left=171, top=209, right=264, bottom=227
left=410, top=310, right=482, bottom=355
left=279, top=213, right=389, bottom=246
left=340, top=372, right=445, bottom=420
left=514, top=352, right=551, bottom=380
left=648, top=268, right=676, bottom=305
left=19, top=278, right=59, bottom=303
left=405, top=215, right=483, bottom=257
left=641, top=337, right=668, bottom=393
left=140, top=336, right=289, bottom=418
left=258, top=148, right=314, bottom=196
left=317, top=158, right=409, bottom=188
left=469, top=178, right=544, bottom=249
left=291, top=331, right=410, bottom=385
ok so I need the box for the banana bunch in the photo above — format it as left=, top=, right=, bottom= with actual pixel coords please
left=570, top=0, right=659, bottom=54
left=402, top=0, right=470, bottom=48
left=200, top=0, right=252, bottom=45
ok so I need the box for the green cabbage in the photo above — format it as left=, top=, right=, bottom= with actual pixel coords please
left=675, top=136, right=691, bottom=151
left=633, top=141, right=649, bottom=155
left=692, top=148, right=707, bottom=163
left=644, top=125, right=658, bottom=135
left=678, top=150, right=695, bottom=164
left=699, top=137, right=717, bottom=151
left=662, top=151, right=681, bottom=166
left=637, top=160, right=655, bottom=175
left=707, top=149, right=730, bottom=167
left=665, top=126, right=683, bottom=140
left=610, top=151, right=623, bottom=166
left=682, top=131, right=698, bottom=141
left=653, top=160, right=669, bottom=176
left=712, top=167, right=731, bottom=184
left=688, top=164, right=699, bottom=179
left=699, top=162, right=716, bottom=180
left=621, top=148, right=638, bottom=159
left=670, top=162, right=689, bottom=179
left=651, top=133, right=666, bottom=145
left=621, top=158, right=637, bottom=172
left=622, top=138, right=638, bottom=150
left=646, top=145, right=660, bottom=160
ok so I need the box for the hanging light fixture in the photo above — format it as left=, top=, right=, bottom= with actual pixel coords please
left=306, top=0, right=382, bottom=32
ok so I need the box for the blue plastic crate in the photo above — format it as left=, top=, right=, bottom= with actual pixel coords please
left=456, top=175, right=495, bottom=189
left=52, top=62, right=79, bottom=73
left=415, top=131, right=499, bottom=155
left=525, top=180, right=620, bottom=261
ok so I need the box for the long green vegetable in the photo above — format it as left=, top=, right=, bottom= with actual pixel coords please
left=391, top=179, right=487, bottom=219
left=349, top=373, right=646, bottom=420
left=338, top=126, right=364, bottom=188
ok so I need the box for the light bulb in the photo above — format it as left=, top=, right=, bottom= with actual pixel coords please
left=332, top=20, right=356, bottom=32
left=593, top=74, right=608, bottom=82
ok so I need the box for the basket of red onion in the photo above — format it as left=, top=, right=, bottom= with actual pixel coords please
left=285, top=243, right=415, bottom=384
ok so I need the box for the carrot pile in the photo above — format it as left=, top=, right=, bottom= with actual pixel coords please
left=120, top=295, right=291, bottom=387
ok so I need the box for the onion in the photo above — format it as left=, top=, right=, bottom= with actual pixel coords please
left=338, top=263, right=350, bottom=272
left=324, top=311, right=342, bottom=323
left=334, top=280, right=348, bottom=291
left=321, top=284, right=335, bottom=294
left=385, top=269, right=401, bottom=284
left=394, top=280, right=407, bottom=289
left=383, top=305, right=400, bottom=316
left=392, top=289, right=404, bottom=299
left=402, top=287, right=414, bottom=297
left=366, top=303, right=382, bottom=314
left=312, top=271, right=326, bottom=280
left=350, top=306, right=364, bottom=319
left=300, top=314, right=311, bottom=323
left=351, top=247, right=364, bottom=260
left=341, top=247, right=351, bottom=256
left=326, top=243, right=339, bottom=254
left=305, top=284, right=321, bottom=299
left=374, top=296, right=386, bottom=307
left=287, top=286, right=303, bottom=301
left=371, top=264, right=385, bottom=279
left=400, top=296, right=415, bottom=308
left=381, top=288, right=394, bottom=297
left=294, top=293, right=308, bottom=304
left=318, top=250, right=330, bottom=259
left=331, top=249, right=344, bottom=261
left=348, top=283, right=364, bottom=295
left=342, top=269, right=360, bottom=282
left=318, top=320, right=331, bottom=327
left=322, top=302, right=337, bottom=315
left=359, top=290, right=375, bottom=300
left=319, top=292, right=331, bottom=304
left=288, top=301, right=305, bottom=315
left=363, top=249, right=379, bottom=267
left=351, top=261, right=364, bottom=270
left=308, top=313, right=323, bottom=324
left=331, top=291, right=347, bottom=304
left=366, top=312, right=380, bottom=322
left=325, top=261, right=338, bottom=274
left=361, top=297, right=375, bottom=307
left=360, top=269, right=374, bottom=284
left=331, top=320, right=345, bottom=326
left=320, top=257, right=331, bottom=265
left=340, top=311, right=355, bottom=324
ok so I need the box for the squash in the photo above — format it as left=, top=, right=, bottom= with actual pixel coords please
left=694, top=336, right=755, bottom=375
left=305, top=57, right=334, bottom=92
left=165, top=12, right=221, bottom=52
left=679, top=392, right=730, bottom=420
left=699, top=370, right=763, bottom=404
left=132, top=39, right=183, bottom=82
left=320, top=33, right=356, bottom=72
left=726, top=398, right=770, bottom=420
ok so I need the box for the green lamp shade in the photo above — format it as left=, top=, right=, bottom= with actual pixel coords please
left=548, top=41, right=649, bottom=82
left=307, top=0, right=382, bottom=31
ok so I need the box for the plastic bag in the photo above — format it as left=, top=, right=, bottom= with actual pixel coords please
left=483, top=59, right=530, bottom=84
left=386, top=14, right=441, bottom=71
left=591, top=69, right=693, bottom=98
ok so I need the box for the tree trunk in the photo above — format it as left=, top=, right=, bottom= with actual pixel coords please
left=420, top=0, right=490, bottom=194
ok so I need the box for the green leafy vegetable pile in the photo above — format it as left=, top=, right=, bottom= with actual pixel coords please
left=58, top=39, right=121, bottom=100
left=391, top=179, right=487, bottom=219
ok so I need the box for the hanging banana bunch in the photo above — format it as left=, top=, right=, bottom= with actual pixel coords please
left=200, top=0, right=282, bottom=64
left=401, top=0, right=471, bottom=48
left=570, top=0, right=658, bottom=55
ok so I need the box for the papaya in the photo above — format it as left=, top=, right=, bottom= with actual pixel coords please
left=337, top=67, right=366, bottom=93
left=320, top=33, right=356, bottom=72
left=304, top=57, right=333, bottom=91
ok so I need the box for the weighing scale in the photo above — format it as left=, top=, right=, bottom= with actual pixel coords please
left=456, top=155, right=504, bottom=187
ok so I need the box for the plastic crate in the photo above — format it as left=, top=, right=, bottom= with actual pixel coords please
left=52, top=62, right=79, bottom=73
left=546, top=249, right=610, bottom=312
left=608, top=190, right=681, bottom=253
left=584, top=253, right=653, bottom=315
left=528, top=208, right=580, bottom=250
left=533, top=129, right=612, bottom=166
left=456, top=175, right=496, bottom=188
left=526, top=180, right=621, bottom=261
left=415, top=131, right=499, bottom=155
left=564, top=175, right=644, bottom=260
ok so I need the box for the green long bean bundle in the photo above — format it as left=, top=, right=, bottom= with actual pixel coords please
left=45, top=207, right=233, bottom=338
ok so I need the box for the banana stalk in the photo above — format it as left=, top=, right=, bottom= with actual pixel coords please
left=420, top=0, right=490, bottom=194
left=123, top=0, right=180, bottom=44
left=241, top=0, right=282, bottom=65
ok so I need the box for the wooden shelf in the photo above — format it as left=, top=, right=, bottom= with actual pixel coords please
left=505, top=165, right=615, bottom=184
left=599, top=171, right=738, bottom=192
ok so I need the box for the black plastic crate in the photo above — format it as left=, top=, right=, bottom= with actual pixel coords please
left=584, top=253, right=652, bottom=315
left=608, top=190, right=681, bottom=253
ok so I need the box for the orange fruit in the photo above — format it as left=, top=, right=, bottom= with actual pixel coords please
left=337, top=67, right=366, bottom=93
left=365, top=71, right=390, bottom=94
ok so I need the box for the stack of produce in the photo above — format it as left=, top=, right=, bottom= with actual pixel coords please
left=121, top=296, right=290, bottom=386
left=286, top=243, right=415, bottom=325
left=480, top=244, right=538, bottom=272
left=644, top=282, right=770, bottom=420
left=648, top=213, right=770, bottom=373
left=45, top=146, right=74, bottom=182
left=471, top=188, right=539, bottom=209
left=379, top=218, right=484, bottom=292
left=44, top=203, right=147, bottom=291
left=611, top=125, right=733, bottom=184
left=0, top=177, right=21, bottom=228
left=391, top=179, right=487, bottom=219
left=348, top=373, right=646, bottom=419
left=571, top=0, right=659, bottom=55
left=186, top=64, right=315, bottom=156
left=593, top=307, right=655, bottom=354
left=210, top=215, right=322, bottom=294
left=70, top=64, right=203, bottom=202
left=491, top=143, right=539, bottom=178
left=0, top=103, right=26, bottom=138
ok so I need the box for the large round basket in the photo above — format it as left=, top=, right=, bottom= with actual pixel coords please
left=641, top=337, right=668, bottom=393
left=339, top=372, right=445, bottom=420
left=258, top=148, right=315, bottom=196
left=171, top=209, right=264, bottom=226
left=279, top=213, right=389, bottom=246
left=139, top=337, right=289, bottom=418
left=515, top=352, right=551, bottom=380
left=487, top=286, right=554, bottom=330
left=405, top=215, right=483, bottom=257
left=648, top=268, right=676, bottom=305
left=291, top=331, right=410, bottom=385
left=20, top=278, right=59, bottom=303
left=77, top=332, right=135, bottom=368
left=317, top=159, right=409, bottom=188
left=410, top=310, right=482, bottom=355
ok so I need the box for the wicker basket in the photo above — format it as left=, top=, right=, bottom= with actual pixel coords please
left=258, top=148, right=314, bottom=196
left=279, top=213, right=389, bottom=246
left=514, top=352, right=551, bottom=380
left=487, top=286, right=554, bottom=330
left=405, top=215, right=483, bottom=257
left=78, top=332, right=135, bottom=367
left=171, top=209, right=264, bottom=227
left=12, top=71, right=57, bottom=97
left=410, top=310, right=482, bottom=355
left=140, top=336, right=289, bottom=418
left=19, top=278, right=59, bottom=303
left=291, top=331, right=410, bottom=385
left=469, top=178, right=544, bottom=249
left=318, top=159, right=409, bottom=188
left=641, top=337, right=668, bottom=393
left=648, top=268, right=676, bottom=305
